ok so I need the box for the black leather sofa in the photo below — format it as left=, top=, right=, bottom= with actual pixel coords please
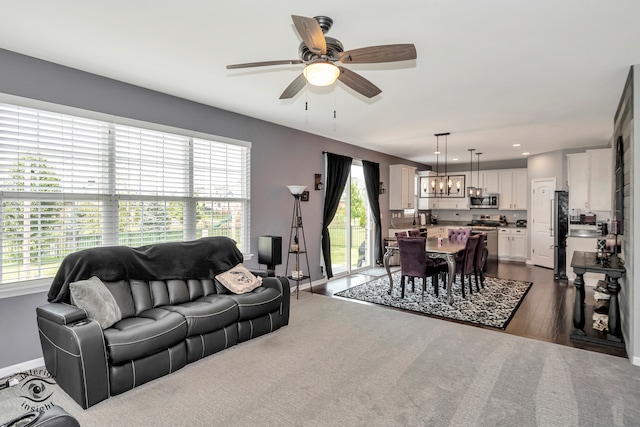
left=36, top=237, right=290, bottom=409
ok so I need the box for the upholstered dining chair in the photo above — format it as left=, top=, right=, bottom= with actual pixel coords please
left=407, top=229, right=421, bottom=237
left=473, top=232, right=488, bottom=291
left=452, top=228, right=473, bottom=270
left=454, top=234, right=480, bottom=298
left=396, top=237, right=445, bottom=298
left=448, top=227, right=471, bottom=243
left=395, top=231, right=409, bottom=237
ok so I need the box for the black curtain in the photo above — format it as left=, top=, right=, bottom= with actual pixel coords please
left=362, top=160, right=383, bottom=266
left=322, top=153, right=352, bottom=278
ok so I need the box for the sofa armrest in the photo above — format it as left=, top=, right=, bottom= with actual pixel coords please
left=261, top=276, right=290, bottom=326
left=36, top=302, right=87, bottom=325
left=37, top=304, right=110, bottom=408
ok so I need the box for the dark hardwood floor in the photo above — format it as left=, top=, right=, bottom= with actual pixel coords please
left=309, top=261, right=627, bottom=358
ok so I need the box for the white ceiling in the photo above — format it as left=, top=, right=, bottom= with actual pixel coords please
left=1, top=1, right=639, bottom=165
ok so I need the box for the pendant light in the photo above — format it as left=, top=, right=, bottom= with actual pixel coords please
left=445, top=133, right=452, bottom=195
left=475, top=152, right=483, bottom=197
left=434, top=132, right=450, bottom=196
left=467, top=148, right=476, bottom=197
left=431, top=135, right=439, bottom=195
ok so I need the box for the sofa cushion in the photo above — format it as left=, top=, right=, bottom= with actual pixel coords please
left=104, top=280, right=136, bottom=319
left=103, top=308, right=187, bottom=364
left=163, top=297, right=238, bottom=336
left=70, top=276, right=122, bottom=329
left=215, top=264, right=262, bottom=294
left=226, top=287, right=282, bottom=320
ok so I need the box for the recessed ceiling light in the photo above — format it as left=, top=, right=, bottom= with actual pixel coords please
left=513, top=143, right=521, bottom=147
left=522, top=152, right=530, bottom=156
left=452, top=158, right=458, bottom=161
left=434, top=151, right=440, bottom=154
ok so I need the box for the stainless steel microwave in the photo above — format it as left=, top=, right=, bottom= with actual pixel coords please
left=469, top=193, right=499, bottom=209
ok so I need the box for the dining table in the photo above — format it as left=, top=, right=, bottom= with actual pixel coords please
left=383, top=237, right=466, bottom=305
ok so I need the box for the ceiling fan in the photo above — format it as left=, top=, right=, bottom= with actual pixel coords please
left=226, top=15, right=417, bottom=99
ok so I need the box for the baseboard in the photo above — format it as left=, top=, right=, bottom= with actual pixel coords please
left=0, top=357, right=44, bottom=379
left=633, top=356, right=640, bottom=367
left=290, top=277, right=327, bottom=293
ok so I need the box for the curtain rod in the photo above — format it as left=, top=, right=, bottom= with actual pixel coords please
left=322, top=151, right=365, bottom=163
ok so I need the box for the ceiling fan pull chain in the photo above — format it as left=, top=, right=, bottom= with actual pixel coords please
left=305, top=101, right=308, bottom=111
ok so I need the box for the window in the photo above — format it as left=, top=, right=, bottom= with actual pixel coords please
left=0, top=101, right=250, bottom=289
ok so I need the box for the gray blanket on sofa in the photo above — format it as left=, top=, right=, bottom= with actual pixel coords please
left=48, top=237, right=243, bottom=303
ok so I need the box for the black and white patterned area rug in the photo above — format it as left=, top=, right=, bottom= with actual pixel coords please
left=334, top=272, right=532, bottom=329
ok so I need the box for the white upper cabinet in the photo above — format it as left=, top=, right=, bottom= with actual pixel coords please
left=389, top=164, right=416, bottom=210
left=587, top=149, right=613, bottom=212
left=499, top=169, right=528, bottom=210
left=567, top=149, right=612, bottom=213
left=567, top=153, right=589, bottom=211
left=480, top=171, right=499, bottom=194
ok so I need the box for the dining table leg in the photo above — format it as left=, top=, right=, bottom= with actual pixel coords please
left=429, top=253, right=456, bottom=305
left=383, top=246, right=395, bottom=294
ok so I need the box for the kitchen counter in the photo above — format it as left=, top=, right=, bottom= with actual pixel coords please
left=568, top=230, right=601, bottom=238
left=429, top=221, right=526, bottom=229
left=388, top=222, right=527, bottom=238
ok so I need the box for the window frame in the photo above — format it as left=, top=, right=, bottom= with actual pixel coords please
left=0, top=94, right=251, bottom=298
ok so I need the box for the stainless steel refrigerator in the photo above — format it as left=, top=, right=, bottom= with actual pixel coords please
left=553, top=190, right=569, bottom=279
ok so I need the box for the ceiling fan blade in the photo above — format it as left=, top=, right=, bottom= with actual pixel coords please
left=226, top=59, right=303, bottom=69
left=338, top=44, right=417, bottom=64
left=291, top=15, right=326, bottom=55
left=337, top=67, right=381, bottom=98
left=279, top=73, right=307, bottom=99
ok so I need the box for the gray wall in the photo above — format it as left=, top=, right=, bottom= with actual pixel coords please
left=634, top=66, right=639, bottom=365
left=0, top=48, right=427, bottom=369
left=445, top=158, right=528, bottom=173
left=613, top=65, right=638, bottom=365
left=527, top=150, right=565, bottom=191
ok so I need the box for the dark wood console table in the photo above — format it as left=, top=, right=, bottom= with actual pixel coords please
left=571, top=251, right=625, bottom=346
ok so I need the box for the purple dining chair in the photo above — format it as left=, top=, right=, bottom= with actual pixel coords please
left=448, top=228, right=471, bottom=243
left=396, top=237, right=446, bottom=298
left=407, top=229, right=421, bottom=237
left=455, top=234, right=480, bottom=298
left=473, top=232, right=488, bottom=290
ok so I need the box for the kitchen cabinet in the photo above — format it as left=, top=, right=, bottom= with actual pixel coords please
left=498, top=228, right=527, bottom=261
left=499, top=169, right=527, bottom=210
left=567, top=149, right=612, bottom=213
left=567, top=153, right=588, bottom=212
left=435, top=198, right=468, bottom=210
left=479, top=171, right=499, bottom=194
left=587, top=149, right=613, bottom=212
left=389, top=164, right=416, bottom=210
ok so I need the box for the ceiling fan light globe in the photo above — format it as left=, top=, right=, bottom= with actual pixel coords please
left=303, top=62, right=340, bottom=86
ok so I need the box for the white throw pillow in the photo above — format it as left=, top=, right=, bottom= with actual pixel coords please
left=215, top=264, right=262, bottom=294
left=70, top=276, right=122, bottom=329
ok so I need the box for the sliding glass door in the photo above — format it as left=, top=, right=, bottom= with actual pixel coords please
left=328, top=163, right=372, bottom=276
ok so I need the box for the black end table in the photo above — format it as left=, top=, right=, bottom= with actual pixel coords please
left=571, top=251, right=625, bottom=345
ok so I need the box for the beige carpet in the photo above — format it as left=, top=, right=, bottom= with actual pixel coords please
left=3, top=293, right=640, bottom=426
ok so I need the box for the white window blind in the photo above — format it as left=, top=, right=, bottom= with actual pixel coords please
left=0, top=102, right=250, bottom=287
